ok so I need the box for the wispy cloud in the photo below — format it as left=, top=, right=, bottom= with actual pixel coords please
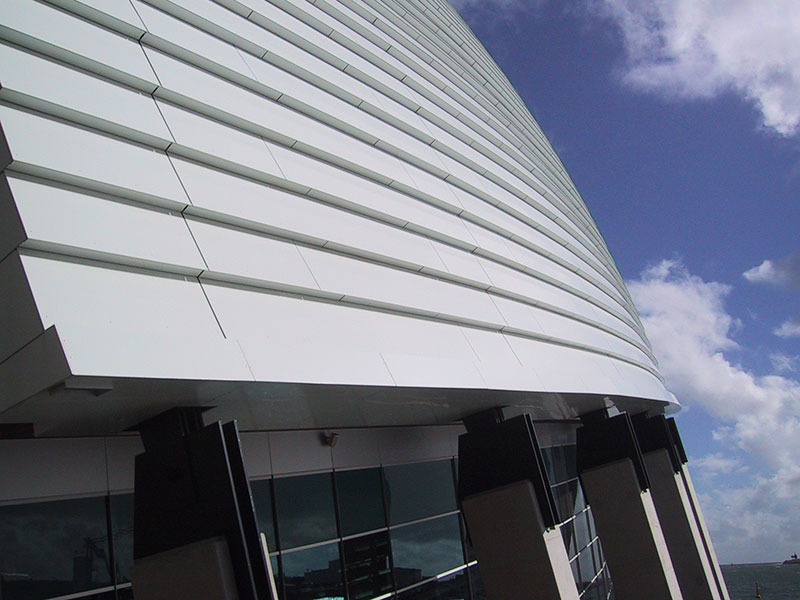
left=629, top=259, right=800, bottom=562
left=774, top=318, right=800, bottom=338
left=593, top=0, right=800, bottom=136
left=693, top=452, right=744, bottom=476
left=770, top=351, right=800, bottom=373
left=743, top=252, right=800, bottom=289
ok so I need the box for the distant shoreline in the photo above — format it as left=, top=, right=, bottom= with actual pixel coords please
left=722, top=562, right=784, bottom=567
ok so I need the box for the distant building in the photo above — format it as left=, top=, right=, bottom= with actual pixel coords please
left=0, top=1, right=726, bottom=600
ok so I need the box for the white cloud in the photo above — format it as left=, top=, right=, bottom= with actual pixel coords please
left=743, top=252, right=800, bottom=288
left=628, top=259, right=800, bottom=562
left=693, top=452, right=744, bottom=476
left=593, top=0, right=800, bottom=136
left=774, top=318, right=800, bottom=338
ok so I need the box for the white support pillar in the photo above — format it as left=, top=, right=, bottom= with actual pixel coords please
left=462, top=481, right=579, bottom=600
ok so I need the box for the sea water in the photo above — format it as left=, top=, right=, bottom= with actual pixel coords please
left=721, top=563, right=800, bottom=600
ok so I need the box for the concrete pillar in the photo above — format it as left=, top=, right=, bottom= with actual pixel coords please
left=458, top=410, right=578, bottom=600
left=633, top=415, right=729, bottom=600
left=462, top=481, right=579, bottom=600
left=577, top=413, right=683, bottom=600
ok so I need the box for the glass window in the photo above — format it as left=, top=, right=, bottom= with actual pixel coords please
left=109, top=493, right=134, bottom=584
left=342, top=531, right=393, bottom=600
left=281, top=542, right=344, bottom=600
left=383, top=460, right=456, bottom=526
left=251, top=478, right=278, bottom=552
left=0, top=496, right=112, bottom=600
left=397, top=569, right=470, bottom=599
left=274, top=473, right=337, bottom=550
left=391, top=514, right=464, bottom=589
left=336, top=468, right=386, bottom=537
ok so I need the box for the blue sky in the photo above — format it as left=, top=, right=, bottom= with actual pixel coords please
left=453, top=0, right=800, bottom=564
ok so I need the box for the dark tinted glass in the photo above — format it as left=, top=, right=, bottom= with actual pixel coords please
left=540, top=447, right=556, bottom=483
left=468, top=565, right=487, bottom=600
left=555, top=481, right=579, bottom=522
left=575, top=511, right=592, bottom=551
left=0, top=496, right=111, bottom=600
left=570, top=555, right=580, bottom=586
left=391, top=514, right=464, bottom=589
left=577, top=545, right=598, bottom=591
left=561, top=519, right=577, bottom=558
left=575, top=482, right=587, bottom=514
left=336, top=468, right=386, bottom=536
left=117, top=586, right=134, bottom=599
left=109, top=493, right=134, bottom=584
left=397, top=570, right=469, bottom=599
left=343, top=531, right=393, bottom=600
left=383, top=460, right=456, bottom=525
left=274, top=473, right=337, bottom=549
left=281, top=542, right=344, bottom=600
left=550, top=446, right=568, bottom=484
left=251, top=478, right=278, bottom=552
left=563, top=445, right=577, bottom=480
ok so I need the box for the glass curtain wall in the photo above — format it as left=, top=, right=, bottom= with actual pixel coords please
left=0, top=430, right=614, bottom=600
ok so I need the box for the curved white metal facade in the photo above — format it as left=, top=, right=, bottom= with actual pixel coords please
left=0, top=0, right=676, bottom=434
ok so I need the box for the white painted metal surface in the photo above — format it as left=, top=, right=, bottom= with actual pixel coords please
left=0, top=0, right=677, bottom=434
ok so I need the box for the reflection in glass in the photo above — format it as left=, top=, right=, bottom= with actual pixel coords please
left=391, top=514, right=464, bottom=589
left=397, top=570, right=469, bottom=599
left=383, top=460, right=456, bottom=525
left=109, top=493, right=134, bottom=584
left=343, top=531, right=392, bottom=600
left=274, top=473, right=337, bottom=550
left=336, top=468, right=386, bottom=536
left=0, top=496, right=111, bottom=600
left=281, top=542, right=344, bottom=600
left=251, top=478, right=278, bottom=552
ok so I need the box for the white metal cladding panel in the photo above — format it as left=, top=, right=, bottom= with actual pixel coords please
left=0, top=0, right=673, bottom=406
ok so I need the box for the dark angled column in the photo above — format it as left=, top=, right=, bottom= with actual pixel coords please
left=632, top=414, right=723, bottom=600
left=131, top=407, right=277, bottom=600
left=667, top=418, right=731, bottom=600
left=458, top=409, right=579, bottom=600
left=577, top=412, right=683, bottom=600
